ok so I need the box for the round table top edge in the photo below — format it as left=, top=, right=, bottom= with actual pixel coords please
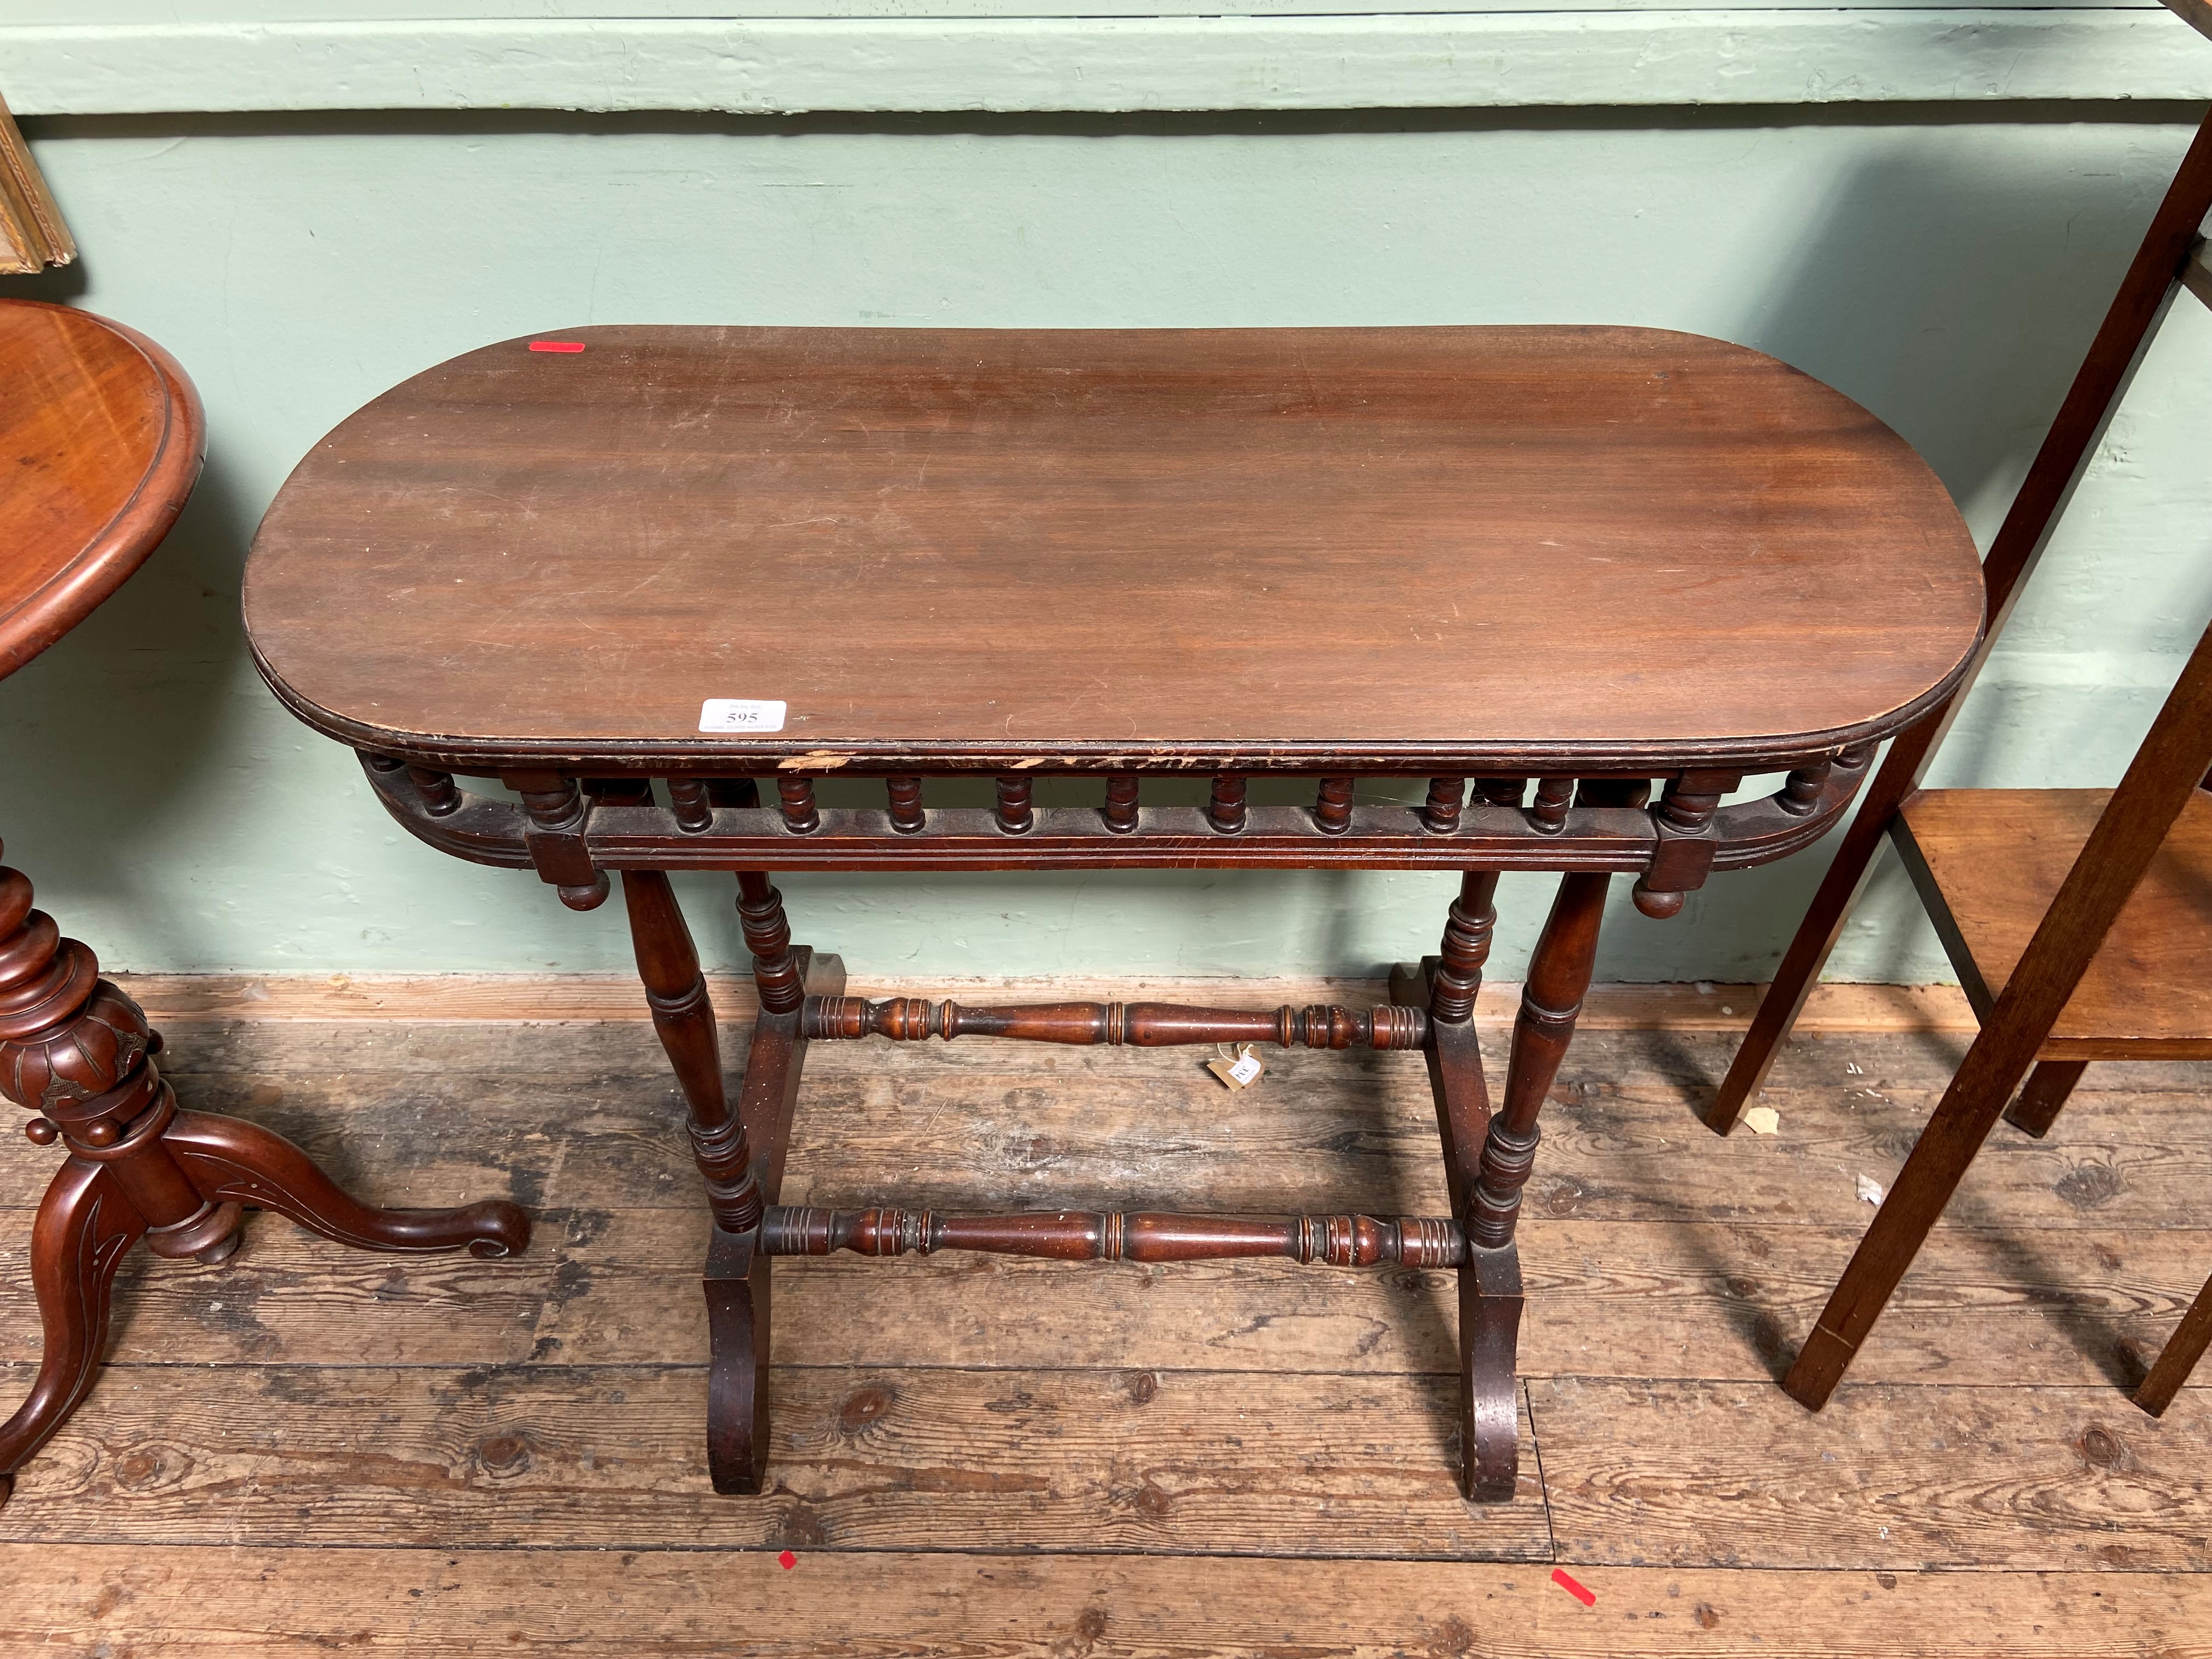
left=0, top=302, right=206, bottom=682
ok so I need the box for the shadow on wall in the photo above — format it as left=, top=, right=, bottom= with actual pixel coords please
left=1597, top=133, right=2176, bottom=985
left=1752, top=143, right=2149, bottom=523
left=0, top=256, right=256, bottom=966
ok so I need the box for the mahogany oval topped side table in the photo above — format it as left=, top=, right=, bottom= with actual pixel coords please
left=243, top=324, right=1985, bottom=1502
left=0, top=300, right=528, bottom=1511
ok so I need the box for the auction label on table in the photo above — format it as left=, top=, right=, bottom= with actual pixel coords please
left=699, top=698, right=787, bottom=733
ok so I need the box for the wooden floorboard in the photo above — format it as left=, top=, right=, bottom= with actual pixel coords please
left=6, top=1212, right=2208, bottom=1387
left=3, top=1004, right=2209, bottom=1654
left=10, top=1547, right=2210, bottom=1658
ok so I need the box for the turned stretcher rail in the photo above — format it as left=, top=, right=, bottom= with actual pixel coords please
left=800, top=996, right=1428, bottom=1048
left=758, top=1206, right=1469, bottom=1266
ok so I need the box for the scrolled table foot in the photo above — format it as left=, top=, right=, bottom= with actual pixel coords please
left=1458, top=1242, right=1525, bottom=1503
left=704, top=1226, right=771, bottom=1494
left=162, top=1110, right=531, bottom=1259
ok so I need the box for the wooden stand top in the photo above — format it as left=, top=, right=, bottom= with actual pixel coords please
left=1895, top=786, right=2212, bottom=1060
left=0, top=300, right=203, bottom=681
left=244, top=325, right=1982, bottom=773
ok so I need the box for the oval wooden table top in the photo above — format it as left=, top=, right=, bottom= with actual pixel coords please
left=0, top=300, right=204, bottom=682
left=244, top=325, right=1982, bottom=774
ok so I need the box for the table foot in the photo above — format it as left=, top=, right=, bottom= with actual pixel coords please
left=164, top=1109, right=530, bottom=1260
left=0, top=1160, right=148, bottom=1513
left=697, top=941, right=839, bottom=1494
left=704, top=1225, right=770, bottom=1493
left=1459, top=1242, right=1525, bottom=1504
left=1390, top=947, right=1526, bottom=1504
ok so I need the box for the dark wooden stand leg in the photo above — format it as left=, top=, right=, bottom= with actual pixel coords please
left=161, top=1113, right=528, bottom=1257
left=1399, top=863, right=1620, bottom=1504
left=0, top=853, right=529, bottom=1510
left=1476, top=872, right=1611, bottom=1497
left=622, top=870, right=763, bottom=1234
left=1786, top=614, right=2212, bottom=1410
left=707, top=939, right=844, bottom=1494
left=2134, top=1270, right=2212, bottom=1418
left=2002, top=1059, right=2088, bottom=1139
left=1783, top=1041, right=2084, bottom=1413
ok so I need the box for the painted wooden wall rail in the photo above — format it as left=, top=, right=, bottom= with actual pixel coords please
left=5, top=10, right=2211, bottom=116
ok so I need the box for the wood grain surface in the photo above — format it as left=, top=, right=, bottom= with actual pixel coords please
left=1895, top=788, right=2212, bottom=1058
left=243, top=325, right=1982, bottom=771
left=4, top=1014, right=2205, bottom=1653
left=13, top=1548, right=2211, bottom=1659
left=0, top=299, right=202, bottom=679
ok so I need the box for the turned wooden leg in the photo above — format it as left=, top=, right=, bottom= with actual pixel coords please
left=0, top=1159, right=147, bottom=1510
left=736, top=871, right=805, bottom=1017
left=2002, top=1059, right=2089, bottom=1140
left=622, top=870, right=762, bottom=1232
left=1445, top=868, right=1610, bottom=1502
left=0, top=849, right=528, bottom=1509
left=704, top=860, right=844, bottom=1495
left=1476, top=871, right=1610, bottom=1249
left=1394, top=868, right=1528, bottom=1503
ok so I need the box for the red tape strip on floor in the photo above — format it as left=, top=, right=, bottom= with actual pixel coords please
left=1551, top=1568, right=1595, bottom=1606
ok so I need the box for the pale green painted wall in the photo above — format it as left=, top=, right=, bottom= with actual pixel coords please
left=2, top=58, right=2209, bottom=983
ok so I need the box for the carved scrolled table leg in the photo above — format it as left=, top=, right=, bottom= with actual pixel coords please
left=1393, top=865, right=1519, bottom=1500
left=704, top=869, right=843, bottom=1495
left=620, top=777, right=845, bottom=1493
left=0, top=848, right=529, bottom=1509
left=1395, top=822, right=1618, bottom=1502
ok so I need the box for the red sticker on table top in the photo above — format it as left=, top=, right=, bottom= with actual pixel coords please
left=777, top=1550, right=797, bottom=1570
left=528, top=340, right=586, bottom=353
left=1551, top=1568, right=1595, bottom=1606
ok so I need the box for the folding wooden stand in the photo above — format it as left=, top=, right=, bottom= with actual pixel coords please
left=1786, top=618, right=2212, bottom=1412
left=241, top=323, right=1982, bottom=1501
left=1700, top=89, right=2212, bottom=1410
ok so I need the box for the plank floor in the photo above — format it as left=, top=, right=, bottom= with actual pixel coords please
left=2, top=983, right=2209, bottom=1656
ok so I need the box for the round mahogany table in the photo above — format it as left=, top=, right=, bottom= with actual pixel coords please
left=0, top=301, right=527, bottom=1512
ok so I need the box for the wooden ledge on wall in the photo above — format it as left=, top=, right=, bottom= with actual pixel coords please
left=105, top=972, right=1978, bottom=1033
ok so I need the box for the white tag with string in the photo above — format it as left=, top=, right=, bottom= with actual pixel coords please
left=1206, top=1043, right=1265, bottom=1091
